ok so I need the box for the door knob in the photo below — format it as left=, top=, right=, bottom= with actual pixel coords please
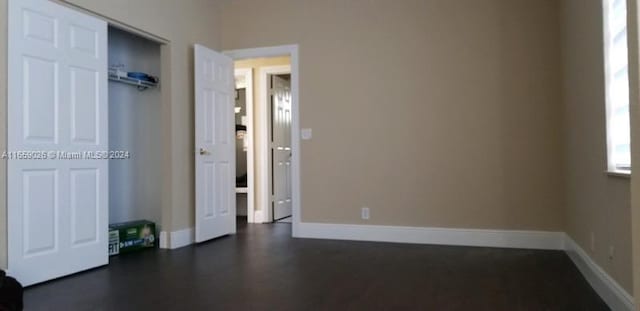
left=199, top=148, right=209, bottom=155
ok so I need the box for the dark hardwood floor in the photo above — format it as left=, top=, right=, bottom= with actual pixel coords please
left=24, top=219, right=609, bottom=310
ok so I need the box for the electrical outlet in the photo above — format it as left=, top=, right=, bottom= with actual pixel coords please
left=361, top=207, right=370, bottom=220
left=609, top=246, right=615, bottom=260
left=301, top=128, right=312, bottom=140
left=590, top=232, right=595, bottom=252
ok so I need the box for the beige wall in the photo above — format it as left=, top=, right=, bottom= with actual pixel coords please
left=234, top=57, right=291, bottom=215
left=0, top=0, right=221, bottom=268
left=560, top=0, right=633, bottom=294
left=215, top=0, right=565, bottom=230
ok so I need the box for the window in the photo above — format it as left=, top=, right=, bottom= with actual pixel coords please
left=604, top=0, right=631, bottom=172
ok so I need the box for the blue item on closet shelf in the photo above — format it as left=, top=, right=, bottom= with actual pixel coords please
left=127, top=72, right=158, bottom=83
left=127, top=72, right=148, bottom=80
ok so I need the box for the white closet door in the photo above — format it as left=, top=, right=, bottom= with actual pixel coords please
left=8, top=0, right=108, bottom=286
left=194, top=44, right=236, bottom=243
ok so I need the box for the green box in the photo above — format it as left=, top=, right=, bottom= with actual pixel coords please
left=108, top=220, right=156, bottom=256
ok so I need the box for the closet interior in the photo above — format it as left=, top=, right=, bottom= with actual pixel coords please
left=108, top=27, right=163, bottom=228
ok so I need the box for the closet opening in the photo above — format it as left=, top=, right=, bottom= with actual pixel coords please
left=107, top=26, right=163, bottom=254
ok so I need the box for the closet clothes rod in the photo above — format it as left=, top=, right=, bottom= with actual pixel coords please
left=108, top=72, right=158, bottom=91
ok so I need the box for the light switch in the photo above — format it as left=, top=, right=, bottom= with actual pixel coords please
left=301, top=128, right=312, bottom=140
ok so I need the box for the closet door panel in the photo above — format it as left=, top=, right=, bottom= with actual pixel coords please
left=70, top=66, right=99, bottom=145
left=8, top=0, right=108, bottom=286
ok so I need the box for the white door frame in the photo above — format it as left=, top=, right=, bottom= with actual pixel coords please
left=260, top=65, right=291, bottom=223
left=234, top=68, right=255, bottom=223
left=224, top=45, right=301, bottom=237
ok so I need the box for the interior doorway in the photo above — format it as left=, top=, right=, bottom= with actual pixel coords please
left=233, top=59, right=292, bottom=225
left=226, top=46, right=301, bottom=235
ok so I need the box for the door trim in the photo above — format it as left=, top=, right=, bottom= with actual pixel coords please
left=224, top=45, right=301, bottom=237
left=50, top=0, right=169, bottom=44
left=234, top=68, right=255, bottom=223
left=259, top=65, right=291, bottom=223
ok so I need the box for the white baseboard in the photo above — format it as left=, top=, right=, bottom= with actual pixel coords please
left=159, top=228, right=194, bottom=250
left=564, top=236, right=634, bottom=311
left=254, top=210, right=265, bottom=223
left=160, top=222, right=565, bottom=251
left=159, top=231, right=169, bottom=249
left=297, top=222, right=565, bottom=250
left=247, top=210, right=259, bottom=224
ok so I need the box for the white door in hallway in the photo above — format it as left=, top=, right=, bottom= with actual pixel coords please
left=270, top=75, right=292, bottom=221
left=8, top=0, right=108, bottom=286
left=194, top=44, right=236, bottom=242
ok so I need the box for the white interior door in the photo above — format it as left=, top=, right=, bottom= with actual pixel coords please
left=270, top=75, right=292, bottom=221
left=194, top=44, right=236, bottom=242
left=8, top=0, right=108, bottom=286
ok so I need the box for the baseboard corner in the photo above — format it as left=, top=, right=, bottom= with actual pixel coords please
left=564, top=235, right=634, bottom=311
left=159, top=228, right=194, bottom=250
